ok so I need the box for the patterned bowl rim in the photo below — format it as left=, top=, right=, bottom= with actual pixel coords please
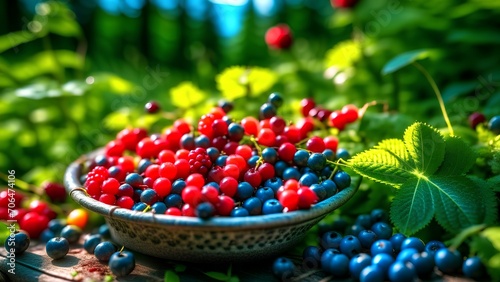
left=64, top=149, right=359, bottom=230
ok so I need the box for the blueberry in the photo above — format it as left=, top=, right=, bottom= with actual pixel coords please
left=371, top=222, right=393, bottom=240
left=171, top=179, right=186, bottom=195
left=323, top=253, right=350, bottom=277
left=410, top=251, right=435, bottom=278
left=321, top=179, right=337, bottom=198
left=206, top=147, right=220, bottom=162
left=262, top=199, right=283, bottom=215
left=320, top=248, right=341, bottom=268
left=247, top=155, right=260, bottom=167
left=195, top=135, right=210, bottom=148
left=228, top=123, right=244, bottom=141
left=132, top=202, right=148, bottom=211
left=299, top=172, right=319, bottom=186
left=333, top=171, right=351, bottom=189
left=46, top=237, right=69, bottom=260
left=349, top=253, right=372, bottom=280
left=268, top=92, right=284, bottom=108
left=396, top=248, right=419, bottom=263
left=48, top=219, right=67, bottom=235
left=360, top=265, right=385, bottom=282
left=293, top=150, right=310, bottom=167
left=98, top=224, right=111, bottom=239
left=163, top=194, right=182, bottom=209
left=151, top=202, right=167, bottom=214
left=309, top=184, right=327, bottom=201
left=424, top=240, right=445, bottom=257
left=140, top=189, right=158, bottom=205
left=230, top=207, right=249, bottom=217
left=262, top=147, right=278, bottom=164
left=94, top=155, right=109, bottom=166
left=282, top=167, right=301, bottom=181
left=242, top=197, right=262, bottom=215
left=320, top=166, right=334, bottom=179
left=180, top=133, right=195, bottom=150
left=94, top=241, right=116, bottom=262
left=256, top=187, right=275, bottom=204
left=60, top=225, right=82, bottom=244
left=125, top=173, right=143, bottom=188
left=462, top=256, right=487, bottom=279
left=336, top=148, right=350, bottom=160
left=272, top=257, right=295, bottom=280
left=83, top=234, right=102, bottom=254
left=196, top=202, right=215, bottom=219
left=339, top=235, right=362, bottom=258
left=355, top=214, right=373, bottom=229
left=320, top=231, right=343, bottom=250
left=488, top=115, right=500, bottom=134
left=388, top=261, right=417, bottom=282
left=109, top=251, right=135, bottom=277
left=235, top=182, right=254, bottom=201
left=215, top=155, right=228, bottom=166
left=274, top=161, right=288, bottom=177
left=264, top=177, right=283, bottom=194
left=5, top=231, right=30, bottom=255
left=371, top=239, right=394, bottom=256
left=322, top=149, right=335, bottom=161
left=345, top=224, right=365, bottom=237
left=357, top=230, right=378, bottom=249
left=400, top=237, right=425, bottom=252
left=118, top=183, right=134, bottom=197
left=434, top=248, right=462, bottom=274
left=137, top=159, right=152, bottom=174
left=259, top=102, right=277, bottom=119
left=307, top=153, right=327, bottom=171
left=390, top=233, right=407, bottom=253
left=302, top=246, right=321, bottom=269
left=40, top=229, right=56, bottom=243
left=370, top=209, right=389, bottom=223
left=372, top=253, right=394, bottom=275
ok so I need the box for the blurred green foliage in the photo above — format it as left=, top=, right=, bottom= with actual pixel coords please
left=0, top=0, right=498, bottom=183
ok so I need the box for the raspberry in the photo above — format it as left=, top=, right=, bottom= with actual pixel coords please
left=188, top=148, right=212, bottom=176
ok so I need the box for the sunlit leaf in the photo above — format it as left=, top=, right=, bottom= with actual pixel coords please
left=403, top=122, right=445, bottom=174
left=216, top=66, right=277, bottom=101
left=16, top=81, right=62, bottom=99
left=170, top=82, right=207, bottom=109
left=382, top=49, right=434, bottom=75
left=324, top=40, right=362, bottom=70
left=103, top=110, right=132, bottom=130
left=11, top=50, right=84, bottom=81
left=0, top=31, right=38, bottom=53
left=435, top=136, right=476, bottom=176
left=164, top=270, right=180, bottom=282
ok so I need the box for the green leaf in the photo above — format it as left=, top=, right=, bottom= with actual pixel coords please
left=324, top=40, right=362, bottom=70
left=382, top=49, right=434, bottom=75
left=468, top=176, right=498, bottom=225
left=442, top=81, right=477, bottom=103
left=470, top=235, right=500, bottom=281
left=164, top=270, right=180, bottom=282
left=430, top=176, right=482, bottom=233
left=390, top=178, right=434, bottom=235
left=488, top=175, right=500, bottom=192
left=16, top=81, right=62, bottom=99
left=435, top=136, right=476, bottom=175
left=170, top=81, right=207, bottom=109
left=375, top=139, right=412, bottom=163
left=204, top=271, right=229, bottom=281
left=174, top=264, right=186, bottom=272
left=349, top=148, right=413, bottom=187
left=0, top=31, right=38, bottom=53
left=216, top=66, right=277, bottom=101
left=482, top=227, right=500, bottom=250
left=403, top=122, right=445, bottom=174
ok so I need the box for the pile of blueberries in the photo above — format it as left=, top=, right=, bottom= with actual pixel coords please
left=273, top=209, right=488, bottom=281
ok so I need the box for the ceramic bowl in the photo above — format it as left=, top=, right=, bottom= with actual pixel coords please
left=64, top=150, right=358, bottom=263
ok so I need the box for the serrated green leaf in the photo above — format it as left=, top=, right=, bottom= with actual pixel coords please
left=430, top=176, right=482, bottom=233
left=164, top=270, right=180, bottom=282
left=390, top=178, right=434, bottom=235
left=375, top=138, right=412, bottom=163
left=204, top=271, right=229, bottom=281
left=469, top=176, right=498, bottom=225
left=170, top=82, right=207, bottom=109
left=216, top=66, right=277, bottom=101
left=403, top=122, right=445, bottom=174
left=488, top=175, right=500, bottom=192
left=381, top=49, right=434, bottom=75
left=349, top=148, right=414, bottom=187
left=436, top=136, right=476, bottom=175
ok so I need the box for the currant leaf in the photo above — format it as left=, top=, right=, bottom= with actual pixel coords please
left=375, top=139, right=412, bottom=162
left=429, top=176, right=483, bottom=233
left=390, top=178, right=434, bottom=235
left=349, top=148, right=413, bottom=187
left=170, top=81, right=207, bottom=109
left=435, top=135, right=476, bottom=175
left=469, top=176, right=499, bottom=225
left=403, top=122, right=445, bottom=174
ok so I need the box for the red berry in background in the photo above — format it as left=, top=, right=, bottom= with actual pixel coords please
left=105, top=140, right=125, bottom=157
left=173, top=119, right=191, bottom=135
left=0, top=189, right=24, bottom=208
left=341, top=104, right=359, bottom=123
left=20, top=211, right=50, bottom=238
left=329, top=110, right=348, bottom=131
left=300, top=98, right=316, bottom=117
left=306, top=136, right=326, bottom=153
left=331, top=0, right=359, bottom=8
left=241, top=117, right=260, bottom=136
left=324, top=136, right=339, bottom=152
left=265, top=24, right=293, bottom=50
left=468, top=112, right=486, bottom=129
left=145, top=101, right=160, bottom=114
left=43, top=182, right=67, bottom=203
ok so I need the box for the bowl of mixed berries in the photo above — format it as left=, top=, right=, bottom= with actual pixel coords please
left=64, top=93, right=360, bottom=263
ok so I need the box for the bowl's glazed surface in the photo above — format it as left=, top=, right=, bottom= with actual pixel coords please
left=64, top=150, right=358, bottom=263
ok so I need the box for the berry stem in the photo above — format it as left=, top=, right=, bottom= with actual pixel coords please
left=412, top=62, right=454, bottom=136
